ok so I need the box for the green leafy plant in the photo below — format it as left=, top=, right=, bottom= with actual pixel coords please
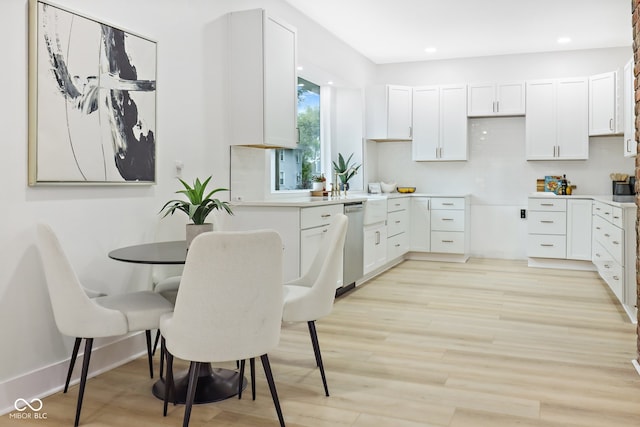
left=312, top=174, right=326, bottom=182
left=332, top=153, right=361, bottom=184
left=160, top=176, right=233, bottom=225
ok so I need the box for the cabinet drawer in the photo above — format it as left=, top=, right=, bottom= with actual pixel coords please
left=528, top=198, right=566, bottom=212
left=611, top=206, right=623, bottom=228
left=387, top=232, right=408, bottom=259
left=592, top=215, right=608, bottom=245
left=430, top=231, right=465, bottom=254
left=592, top=240, right=611, bottom=267
left=300, top=204, right=343, bottom=230
left=387, top=197, right=409, bottom=213
left=387, top=209, right=409, bottom=237
left=592, top=201, right=613, bottom=220
left=431, top=197, right=464, bottom=210
left=527, top=234, right=566, bottom=258
left=431, top=210, right=465, bottom=232
left=604, top=226, right=624, bottom=265
left=528, top=211, right=566, bottom=235
left=601, top=261, right=624, bottom=302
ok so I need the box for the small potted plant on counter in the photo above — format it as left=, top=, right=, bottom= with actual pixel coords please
left=332, top=152, right=361, bottom=192
left=311, top=174, right=326, bottom=191
left=159, top=176, right=233, bottom=248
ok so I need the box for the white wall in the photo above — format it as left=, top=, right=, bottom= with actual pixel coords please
left=370, top=47, right=634, bottom=259
left=0, top=0, right=375, bottom=412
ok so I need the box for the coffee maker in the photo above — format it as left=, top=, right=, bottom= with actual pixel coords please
left=612, top=176, right=636, bottom=202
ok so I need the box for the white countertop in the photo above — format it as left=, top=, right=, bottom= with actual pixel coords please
left=528, top=192, right=637, bottom=208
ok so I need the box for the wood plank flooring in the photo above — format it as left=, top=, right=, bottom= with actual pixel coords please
left=3, top=258, right=640, bottom=426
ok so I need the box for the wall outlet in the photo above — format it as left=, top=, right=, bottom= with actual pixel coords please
left=520, top=209, right=526, bottom=219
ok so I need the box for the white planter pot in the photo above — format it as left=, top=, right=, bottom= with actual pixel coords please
left=312, top=182, right=324, bottom=191
left=186, top=223, right=214, bottom=249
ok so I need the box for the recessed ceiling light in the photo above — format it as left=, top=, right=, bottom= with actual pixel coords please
left=297, top=66, right=304, bottom=71
left=424, top=47, right=437, bottom=54
left=557, top=37, right=572, bottom=44
left=327, top=81, right=334, bottom=85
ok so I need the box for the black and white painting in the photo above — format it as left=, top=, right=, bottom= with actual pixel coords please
left=29, top=0, right=157, bottom=184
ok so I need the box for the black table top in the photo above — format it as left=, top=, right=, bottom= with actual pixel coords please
left=108, top=240, right=187, bottom=264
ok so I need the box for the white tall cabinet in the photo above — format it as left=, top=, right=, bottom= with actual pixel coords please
left=526, top=78, right=589, bottom=160
left=623, top=58, right=637, bottom=157
left=228, top=9, right=298, bottom=148
left=412, top=85, right=468, bottom=161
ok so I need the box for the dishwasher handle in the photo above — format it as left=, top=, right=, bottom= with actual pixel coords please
left=344, top=202, right=364, bottom=213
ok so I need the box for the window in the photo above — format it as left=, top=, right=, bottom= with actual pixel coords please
left=274, top=77, right=321, bottom=191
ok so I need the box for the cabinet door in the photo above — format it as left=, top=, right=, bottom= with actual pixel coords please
left=387, top=85, right=413, bottom=140
left=300, top=225, right=328, bottom=275
left=364, top=223, right=387, bottom=274
left=566, top=199, right=592, bottom=260
left=526, top=80, right=556, bottom=160
left=412, top=86, right=439, bottom=161
left=410, top=197, right=430, bottom=252
left=264, top=15, right=297, bottom=147
left=589, top=71, right=616, bottom=136
left=496, top=82, right=525, bottom=115
left=467, top=83, right=495, bottom=116
left=624, top=58, right=637, bottom=157
left=557, top=77, right=588, bottom=159
left=440, top=85, right=468, bottom=160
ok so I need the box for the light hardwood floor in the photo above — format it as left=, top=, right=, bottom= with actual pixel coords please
left=4, top=258, right=640, bottom=426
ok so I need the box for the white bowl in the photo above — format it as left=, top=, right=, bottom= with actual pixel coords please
left=380, top=181, right=396, bottom=193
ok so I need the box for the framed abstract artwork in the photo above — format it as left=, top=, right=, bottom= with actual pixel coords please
left=28, top=0, right=157, bottom=185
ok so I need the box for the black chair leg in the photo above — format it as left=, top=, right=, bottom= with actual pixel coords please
left=65, top=338, right=82, bottom=393
left=159, top=336, right=165, bottom=381
left=183, top=361, right=200, bottom=427
left=145, top=330, right=154, bottom=379
left=74, top=338, right=93, bottom=427
left=152, top=329, right=161, bottom=355
left=250, top=358, right=256, bottom=400
left=260, top=354, right=285, bottom=427
left=238, top=359, right=245, bottom=399
left=162, top=338, right=174, bottom=416
left=308, top=321, right=329, bottom=396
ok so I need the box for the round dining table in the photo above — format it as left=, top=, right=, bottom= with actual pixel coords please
left=108, top=240, right=246, bottom=404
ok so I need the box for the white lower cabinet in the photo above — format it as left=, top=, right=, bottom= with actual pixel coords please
left=410, top=197, right=431, bottom=252
left=363, top=223, right=387, bottom=274
left=430, top=197, right=468, bottom=255
left=566, top=199, right=592, bottom=260
left=300, top=204, right=343, bottom=275
left=386, top=197, right=409, bottom=260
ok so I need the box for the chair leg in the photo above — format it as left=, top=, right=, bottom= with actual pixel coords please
left=152, top=329, right=161, bottom=355
left=307, top=321, right=329, bottom=396
left=159, top=337, right=165, bottom=381
left=260, top=354, right=285, bottom=427
left=183, top=361, right=200, bottom=427
left=145, top=330, right=154, bottom=379
left=162, top=338, right=174, bottom=416
left=74, top=338, right=93, bottom=427
left=238, top=359, right=245, bottom=399
left=65, top=338, right=82, bottom=393
left=250, top=358, right=256, bottom=400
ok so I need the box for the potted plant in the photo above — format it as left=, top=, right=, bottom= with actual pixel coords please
left=159, top=176, right=233, bottom=247
left=332, top=153, right=361, bottom=191
left=311, top=174, right=326, bottom=191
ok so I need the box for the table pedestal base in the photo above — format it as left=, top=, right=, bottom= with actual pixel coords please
left=152, top=363, right=246, bottom=404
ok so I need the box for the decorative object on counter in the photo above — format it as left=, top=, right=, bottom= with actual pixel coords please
left=397, top=187, right=416, bottom=193
left=380, top=181, right=397, bottom=193
left=159, top=176, right=233, bottom=248
left=311, top=174, right=326, bottom=191
left=368, top=182, right=382, bottom=194
left=544, top=175, right=562, bottom=193
left=610, top=172, right=631, bottom=196
left=332, top=152, right=361, bottom=197
left=536, top=178, right=545, bottom=192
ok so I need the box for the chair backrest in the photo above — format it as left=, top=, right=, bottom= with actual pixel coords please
left=282, top=213, right=348, bottom=322
left=164, top=230, right=283, bottom=363
left=151, top=214, right=188, bottom=286
left=36, top=223, right=127, bottom=338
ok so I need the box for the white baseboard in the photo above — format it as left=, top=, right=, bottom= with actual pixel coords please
left=632, top=359, right=640, bottom=377
left=527, top=257, right=596, bottom=271
left=0, top=332, right=148, bottom=416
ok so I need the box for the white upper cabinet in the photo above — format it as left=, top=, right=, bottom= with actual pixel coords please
left=366, top=85, right=413, bottom=140
left=526, top=77, right=589, bottom=160
left=412, top=84, right=467, bottom=161
left=589, top=71, right=623, bottom=136
left=228, top=9, right=298, bottom=148
left=467, top=81, right=525, bottom=117
left=623, top=58, right=637, bottom=157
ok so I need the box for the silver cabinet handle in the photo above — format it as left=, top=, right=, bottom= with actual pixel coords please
left=540, top=244, right=554, bottom=247
left=604, top=212, right=610, bottom=215
left=409, top=126, right=413, bottom=138
left=395, top=220, right=401, bottom=224
left=395, top=243, right=401, bottom=247
left=321, top=214, right=331, bottom=218
left=604, top=233, right=610, bottom=237
left=442, top=240, right=454, bottom=243
left=442, top=203, right=454, bottom=206
left=496, top=100, right=500, bottom=112
left=540, top=220, right=554, bottom=223
left=375, top=231, right=380, bottom=245
left=612, top=241, right=620, bottom=245
left=609, top=118, right=613, bottom=131
left=595, top=253, right=601, bottom=257
left=541, top=203, right=554, bottom=206
left=613, top=275, right=620, bottom=280
left=604, top=264, right=610, bottom=269
left=613, top=216, right=620, bottom=219
left=595, top=226, right=601, bottom=230
left=442, top=218, right=454, bottom=221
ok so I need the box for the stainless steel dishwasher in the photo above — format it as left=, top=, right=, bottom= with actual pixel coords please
left=340, top=202, right=364, bottom=296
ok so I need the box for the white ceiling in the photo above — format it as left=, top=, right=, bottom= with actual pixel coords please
left=283, top=0, right=633, bottom=64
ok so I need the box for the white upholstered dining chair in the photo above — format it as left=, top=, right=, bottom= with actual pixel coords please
left=36, top=223, right=174, bottom=427
left=160, top=229, right=286, bottom=427
left=281, top=213, right=348, bottom=397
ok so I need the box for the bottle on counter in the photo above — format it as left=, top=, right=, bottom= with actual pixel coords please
left=560, top=174, right=568, bottom=195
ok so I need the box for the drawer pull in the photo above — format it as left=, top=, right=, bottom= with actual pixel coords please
left=321, top=214, right=332, bottom=218
left=395, top=220, right=401, bottom=224
left=604, top=264, right=610, bottom=269
left=540, top=244, right=554, bottom=247
left=595, top=226, right=601, bottom=230
left=613, top=276, right=620, bottom=281
left=604, top=212, right=610, bottom=215
left=442, top=218, right=454, bottom=221
left=595, top=253, right=601, bottom=257
left=613, top=216, right=620, bottom=219
left=395, top=243, right=400, bottom=247
left=540, top=203, right=554, bottom=206
left=612, top=241, right=620, bottom=245
left=540, top=220, right=554, bottom=223
left=442, top=240, right=454, bottom=243
left=604, top=233, right=610, bottom=237
left=442, top=203, right=454, bottom=206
